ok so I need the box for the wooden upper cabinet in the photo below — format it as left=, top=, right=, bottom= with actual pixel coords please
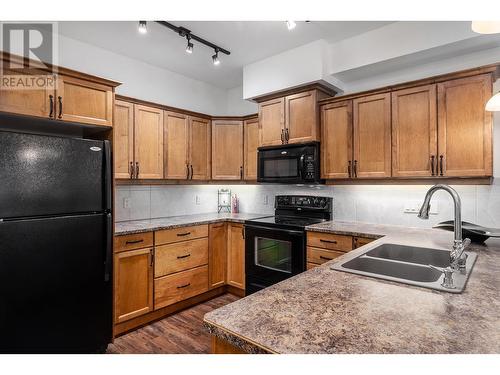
left=134, top=104, right=164, bottom=179
left=164, top=111, right=189, bottom=179
left=189, top=117, right=211, bottom=180
left=259, top=97, right=284, bottom=146
left=321, top=100, right=353, bottom=179
left=114, top=248, right=154, bottom=323
left=437, top=74, right=493, bottom=177
left=243, top=117, right=259, bottom=180
left=212, top=120, right=244, bottom=180
left=227, top=223, right=245, bottom=290
left=285, top=90, right=319, bottom=144
left=114, top=100, right=134, bottom=179
left=57, top=75, right=113, bottom=126
left=353, top=93, right=392, bottom=178
left=392, top=85, right=437, bottom=177
left=0, top=68, right=54, bottom=118
left=209, top=223, right=227, bottom=289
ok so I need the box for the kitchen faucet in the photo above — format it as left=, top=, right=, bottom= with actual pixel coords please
left=418, top=184, right=470, bottom=277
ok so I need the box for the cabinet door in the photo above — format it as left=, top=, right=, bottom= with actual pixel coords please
left=189, top=116, right=211, bottom=180
left=285, top=90, right=318, bottom=144
left=134, top=104, right=164, bottom=179
left=227, top=224, right=245, bottom=290
left=164, top=111, right=189, bottom=179
left=0, top=68, right=54, bottom=118
left=320, top=100, right=353, bottom=179
left=243, top=117, right=259, bottom=180
left=392, top=85, right=437, bottom=177
left=353, top=93, right=392, bottom=178
left=114, top=248, right=153, bottom=323
left=209, top=223, right=227, bottom=289
left=212, top=120, right=243, bottom=180
left=437, top=74, right=493, bottom=177
left=114, top=100, right=134, bottom=179
left=57, top=75, right=113, bottom=126
left=259, top=97, right=285, bottom=146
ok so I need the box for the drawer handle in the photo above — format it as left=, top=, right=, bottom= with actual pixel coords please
left=320, top=239, right=337, bottom=244
left=177, top=232, right=191, bottom=237
left=319, top=255, right=333, bottom=260
left=177, top=283, right=191, bottom=289
left=177, top=254, right=191, bottom=259
left=125, top=239, right=144, bottom=244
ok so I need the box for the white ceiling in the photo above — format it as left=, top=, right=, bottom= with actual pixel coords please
left=56, top=21, right=392, bottom=89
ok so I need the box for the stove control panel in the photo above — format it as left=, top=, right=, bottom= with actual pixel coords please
left=275, top=195, right=332, bottom=210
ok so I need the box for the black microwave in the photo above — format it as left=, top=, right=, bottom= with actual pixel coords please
left=257, top=142, right=323, bottom=184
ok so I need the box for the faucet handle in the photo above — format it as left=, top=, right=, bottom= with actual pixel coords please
left=428, top=264, right=456, bottom=289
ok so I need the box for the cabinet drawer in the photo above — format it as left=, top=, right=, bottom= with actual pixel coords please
left=307, top=262, right=319, bottom=270
left=155, top=224, right=208, bottom=245
left=155, top=238, right=208, bottom=278
left=353, top=236, right=375, bottom=249
left=307, top=246, right=346, bottom=264
left=307, top=232, right=353, bottom=252
left=114, top=232, right=154, bottom=253
left=154, top=265, right=208, bottom=309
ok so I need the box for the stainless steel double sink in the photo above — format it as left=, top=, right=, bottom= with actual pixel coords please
left=330, top=243, right=477, bottom=293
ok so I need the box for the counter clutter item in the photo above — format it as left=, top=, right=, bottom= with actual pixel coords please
left=433, top=220, right=500, bottom=243
left=218, top=189, right=231, bottom=213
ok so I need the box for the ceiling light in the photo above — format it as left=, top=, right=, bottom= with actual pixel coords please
left=486, top=92, right=500, bottom=111
left=286, top=21, right=297, bottom=30
left=212, top=49, right=220, bottom=65
left=138, top=21, right=147, bottom=34
left=471, top=21, right=500, bottom=34
left=186, top=35, right=193, bottom=54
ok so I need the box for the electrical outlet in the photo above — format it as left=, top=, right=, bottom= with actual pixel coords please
left=195, top=195, right=201, bottom=205
left=263, top=195, right=269, bottom=205
left=404, top=201, right=438, bottom=214
left=123, top=197, right=131, bottom=209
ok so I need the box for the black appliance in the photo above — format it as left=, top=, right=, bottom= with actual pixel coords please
left=0, top=130, right=112, bottom=353
left=245, top=195, right=332, bottom=295
left=257, top=142, right=322, bottom=184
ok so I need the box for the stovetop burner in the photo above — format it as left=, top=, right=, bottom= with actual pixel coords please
left=246, top=215, right=327, bottom=229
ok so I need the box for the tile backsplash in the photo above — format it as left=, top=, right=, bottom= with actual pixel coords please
left=115, top=182, right=500, bottom=230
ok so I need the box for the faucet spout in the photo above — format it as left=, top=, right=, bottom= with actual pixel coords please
left=418, top=184, right=469, bottom=270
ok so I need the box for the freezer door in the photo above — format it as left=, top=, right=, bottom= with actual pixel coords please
left=0, top=214, right=112, bottom=353
left=0, top=131, right=105, bottom=218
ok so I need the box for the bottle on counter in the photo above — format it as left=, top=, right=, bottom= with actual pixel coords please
left=231, top=194, right=239, bottom=213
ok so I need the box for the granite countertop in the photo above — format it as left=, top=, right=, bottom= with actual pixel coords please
left=204, top=221, right=500, bottom=354
left=114, top=212, right=269, bottom=236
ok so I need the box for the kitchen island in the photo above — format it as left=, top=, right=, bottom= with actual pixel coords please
left=204, top=221, right=500, bottom=354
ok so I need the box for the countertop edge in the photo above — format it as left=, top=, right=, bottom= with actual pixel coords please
left=203, top=319, right=275, bottom=354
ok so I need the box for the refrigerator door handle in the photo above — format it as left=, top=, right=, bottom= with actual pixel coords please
left=104, top=213, right=113, bottom=282
left=103, top=140, right=112, bottom=212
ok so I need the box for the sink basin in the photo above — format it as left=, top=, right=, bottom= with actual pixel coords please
left=330, top=243, right=477, bottom=293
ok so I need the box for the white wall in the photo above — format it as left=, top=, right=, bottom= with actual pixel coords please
left=224, top=86, right=258, bottom=116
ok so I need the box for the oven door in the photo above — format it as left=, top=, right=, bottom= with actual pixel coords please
left=245, top=225, right=305, bottom=287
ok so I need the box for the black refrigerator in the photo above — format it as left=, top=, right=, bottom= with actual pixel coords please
left=0, top=130, right=113, bottom=353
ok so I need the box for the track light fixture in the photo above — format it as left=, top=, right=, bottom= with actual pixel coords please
left=185, top=35, right=193, bottom=54
left=147, top=21, right=230, bottom=64
left=212, top=49, right=220, bottom=65
left=138, top=21, right=147, bottom=34
left=286, top=21, right=297, bottom=30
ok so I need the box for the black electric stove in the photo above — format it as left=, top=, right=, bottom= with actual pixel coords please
left=244, top=195, right=333, bottom=295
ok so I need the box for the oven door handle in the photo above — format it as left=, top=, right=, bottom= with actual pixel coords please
left=244, top=225, right=304, bottom=236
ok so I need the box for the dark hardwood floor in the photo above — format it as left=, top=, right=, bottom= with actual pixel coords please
left=107, top=293, right=239, bottom=354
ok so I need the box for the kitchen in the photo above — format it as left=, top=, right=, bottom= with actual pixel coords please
left=1, top=2, right=500, bottom=372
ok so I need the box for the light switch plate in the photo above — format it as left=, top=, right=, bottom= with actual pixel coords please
left=123, top=197, right=131, bottom=209
left=263, top=195, right=269, bottom=205
left=404, top=200, right=438, bottom=214
left=195, top=195, right=201, bottom=205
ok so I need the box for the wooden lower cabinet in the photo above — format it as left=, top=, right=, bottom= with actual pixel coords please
left=154, top=265, right=209, bottom=310
left=209, top=223, right=227, bottom=289
left=227, top=223, right=245, bottom=290
left=307, top=247, right=346, bottom=265
left=114, top=247, right=154, bottom=323
left=154, top=238, right=209, bottom=278
left=353, top=236, right=375, bottom=249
